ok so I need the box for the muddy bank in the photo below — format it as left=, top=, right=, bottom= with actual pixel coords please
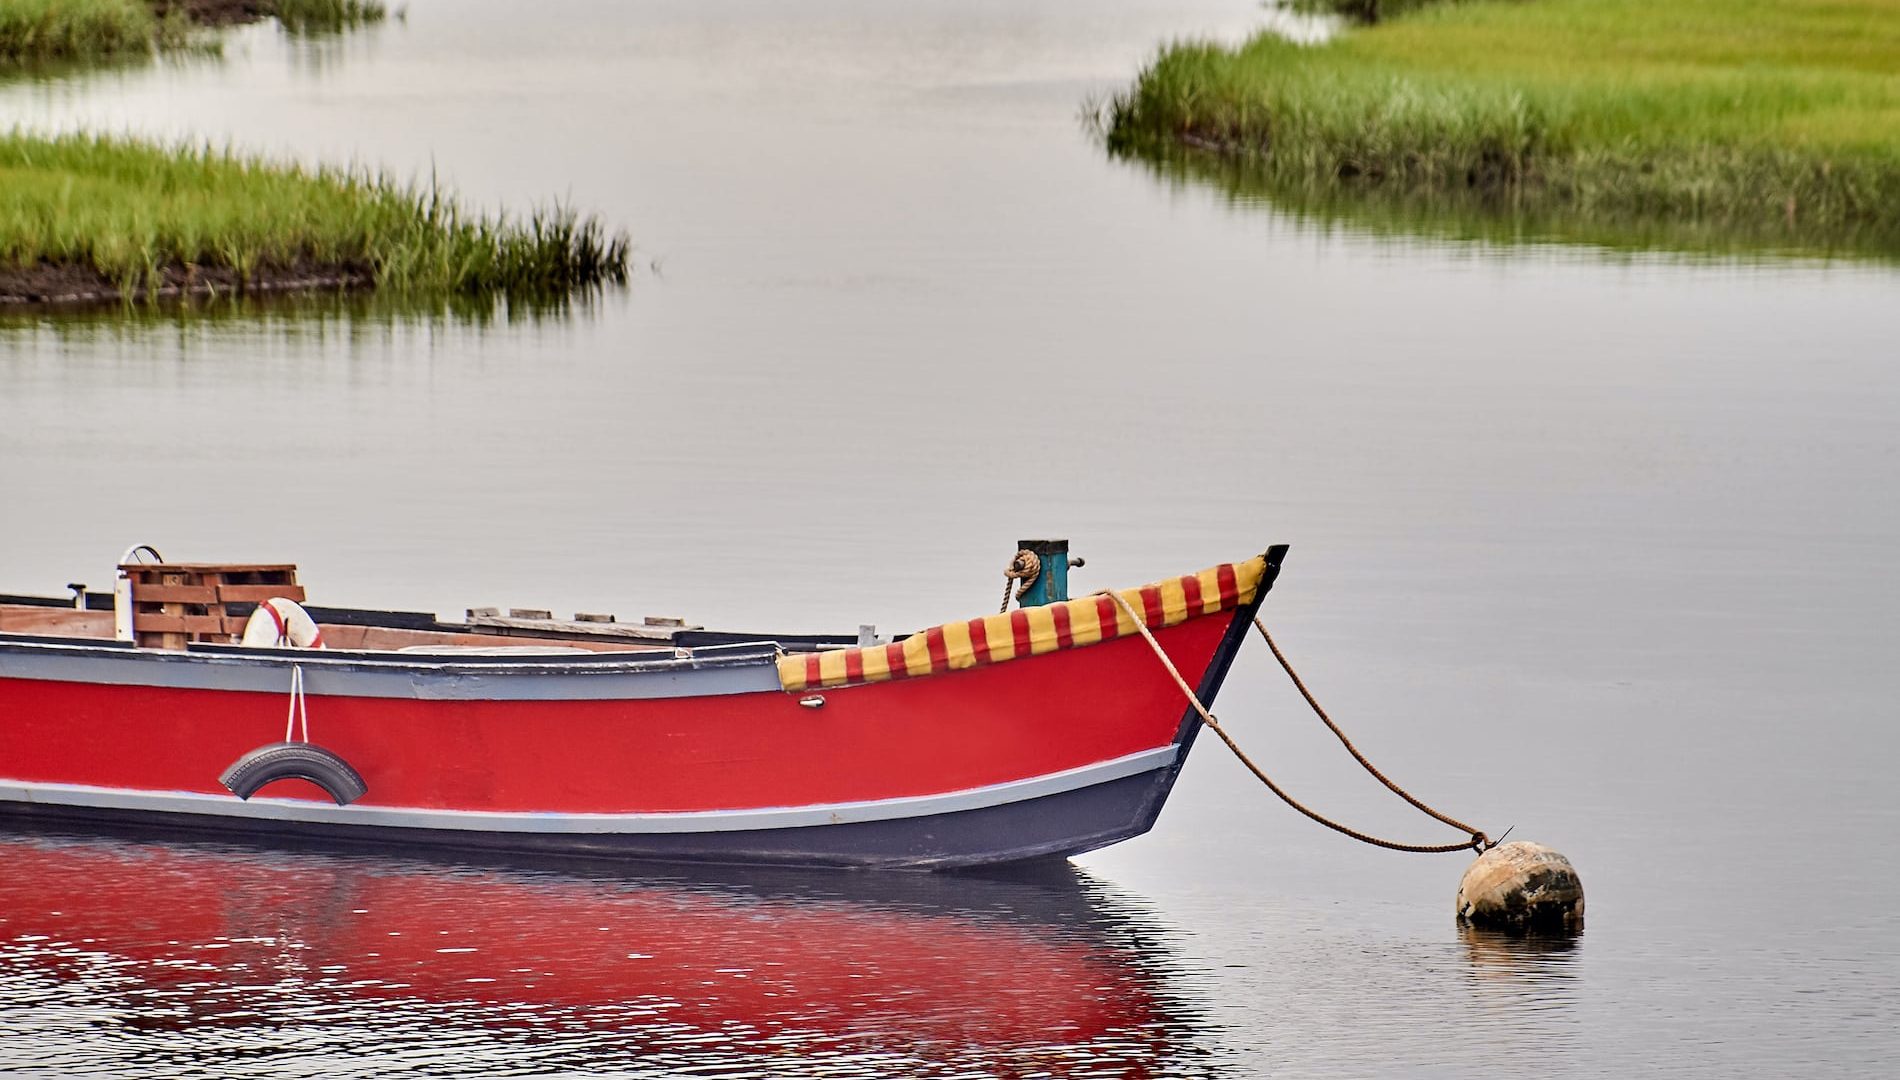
left=0, top=259, right=369, bottom=308
left=151, top=0, right=275, bottom=30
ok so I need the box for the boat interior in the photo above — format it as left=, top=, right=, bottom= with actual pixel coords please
left=0, top=556, right=857, bottom=657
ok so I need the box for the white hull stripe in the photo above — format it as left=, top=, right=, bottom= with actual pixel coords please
left=0, top=745, right=1178, bottom=835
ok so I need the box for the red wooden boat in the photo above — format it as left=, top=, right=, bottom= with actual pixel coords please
left=0, top=542, right=1287, bottom=869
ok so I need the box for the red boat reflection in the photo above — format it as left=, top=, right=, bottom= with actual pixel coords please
left=0, top=828, right=1194, bottom=1072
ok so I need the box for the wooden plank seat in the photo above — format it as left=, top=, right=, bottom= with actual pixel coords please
left=121, top=563, right=303, bottom=649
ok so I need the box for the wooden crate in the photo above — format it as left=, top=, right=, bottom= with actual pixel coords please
left=121, top=563, right=303, bottom=649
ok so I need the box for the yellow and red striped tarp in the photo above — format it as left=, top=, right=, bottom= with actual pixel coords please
left=777, top=554, right=1268, bottom=693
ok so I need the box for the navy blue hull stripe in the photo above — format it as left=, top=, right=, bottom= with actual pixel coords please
left=0, top=767, right=1177, bottom=870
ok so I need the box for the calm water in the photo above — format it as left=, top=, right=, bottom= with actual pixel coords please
left=2, top=2, right=1897, bottom=1076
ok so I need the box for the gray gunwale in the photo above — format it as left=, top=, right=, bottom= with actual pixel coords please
left=0, top=635, right=786, bottom=700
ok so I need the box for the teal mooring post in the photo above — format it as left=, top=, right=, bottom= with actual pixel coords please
left=1016, top=538, right=1078, bottom=606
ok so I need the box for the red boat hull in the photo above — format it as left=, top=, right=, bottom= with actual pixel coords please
left=0, top=615, right=1228, bottom=813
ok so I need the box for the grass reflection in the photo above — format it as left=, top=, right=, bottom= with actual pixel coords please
left=0, top=282, right=622, bottom=346
left=1109, top=140, right=1900, bottom=267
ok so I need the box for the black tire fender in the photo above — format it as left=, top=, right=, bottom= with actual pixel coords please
left=218, top=742, right=368, bottom=806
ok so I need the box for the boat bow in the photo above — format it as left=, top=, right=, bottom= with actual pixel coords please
left=779, top=552, right=1276, bottom=692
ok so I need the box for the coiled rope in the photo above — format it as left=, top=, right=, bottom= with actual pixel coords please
left=1102, top=590, right=1490, bottom=855
left=1000, top=549, right=1042, bottom=613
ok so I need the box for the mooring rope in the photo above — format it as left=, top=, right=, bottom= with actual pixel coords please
left=1250, top=617, right=1491, bottom=847
left=1101, top=590, right=1489, bottom=855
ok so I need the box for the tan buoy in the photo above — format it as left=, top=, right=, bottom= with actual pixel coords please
left=1456, top=841, right=1584, bottom=931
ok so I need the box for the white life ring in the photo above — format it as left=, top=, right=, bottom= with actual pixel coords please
left=240, top=597, right=326, bottom=649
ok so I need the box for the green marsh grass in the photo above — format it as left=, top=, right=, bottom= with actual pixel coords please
left=1108, top=0, right=1900, bottom=258
left=0, top=0, right=387, bottom=65
left=0, top=132, right=630, bottom=302
left=0, top=0, right=157, bottom=64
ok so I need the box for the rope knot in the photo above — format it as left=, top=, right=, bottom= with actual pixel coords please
left=999, top=548, right=1042, bottom=612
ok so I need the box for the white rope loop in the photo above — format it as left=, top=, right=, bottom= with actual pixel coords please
left=283, top=664, right=309, bottom=744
